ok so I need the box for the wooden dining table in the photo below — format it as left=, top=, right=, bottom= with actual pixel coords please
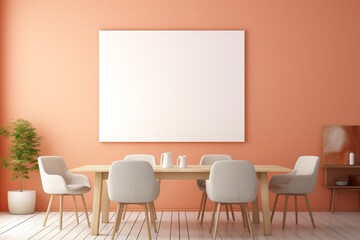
left=71, top=164, right=291, bottom=236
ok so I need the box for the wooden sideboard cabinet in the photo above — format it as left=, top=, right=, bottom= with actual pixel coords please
left=323, top=165, right=360, bottom=213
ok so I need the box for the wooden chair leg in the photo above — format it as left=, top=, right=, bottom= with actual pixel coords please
left=200, top=193, right=207, bottom=224
left=146, top=203, right=151, bottom=224
left=72, top=195, right=79, bottom=224
left=240, top=204, right=248, bottom=230
left=147, top=203, right=152, bottom=224
left=225, top=204, right=230, bottom=220
left=111, top=203, right=122, bottom=240
left=149, top=202, right=157, bottom=221
left=197, top=191, right=206, bottom=220
left=209, top=203, right=217, bottom=233
left=230, top=204, right=235, bottom=221
left=282, top=194, right=288, bottom=230
left=122, top=205, right=127, bottom=220
left=294, top=195, right=298, bottom=224
left=251, top=195, right=260, bottom=223
left=59, top=195, right=64, bottom=230
left=115, top=203, right=125, bottom=233
left=80, top=194, right=91, bottom=228
left=212, top=203, right=221, bottom=239
left=271, top=194, right=279, bottom=223
left=144, top=203, right=152, bottom=240
left=148, top=202, right=157, bottom=233
left=244, top=203, right=254, bottom=240
left=304, top=195, right=316, bottom=228
left=44, top=195, right=54, bottom=227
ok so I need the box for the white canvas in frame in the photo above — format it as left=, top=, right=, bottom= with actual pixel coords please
left=99, top=30, right=245, bottom=142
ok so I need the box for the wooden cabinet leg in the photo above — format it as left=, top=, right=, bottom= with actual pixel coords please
left=331, top=188, right=336, bottom=214
left=329, top=188, right=333, bottom=212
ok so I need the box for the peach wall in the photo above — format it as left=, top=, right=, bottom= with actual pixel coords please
left=1, top=0, right=360, bottom=211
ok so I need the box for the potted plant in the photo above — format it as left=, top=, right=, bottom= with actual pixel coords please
left=0, top=119, right=42, bottom=214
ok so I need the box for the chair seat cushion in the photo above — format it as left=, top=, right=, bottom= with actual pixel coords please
left=67, top=184, right=91, bottom=194
left=269, top=183, right=303, bottom=194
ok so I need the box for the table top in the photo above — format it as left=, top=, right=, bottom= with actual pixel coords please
left=71, top=164, right=292, bottom=173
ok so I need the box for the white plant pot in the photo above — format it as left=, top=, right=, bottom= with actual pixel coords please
left=8, top=190, right=36, bottom=214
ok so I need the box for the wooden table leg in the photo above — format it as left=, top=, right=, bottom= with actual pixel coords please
left=252, top=194, right=260, bottom=223
left=259, top=172, right=272, bottom=236
left=91, top=172, right=104, bottom=235
left=101, top=179, right=110, bottom=223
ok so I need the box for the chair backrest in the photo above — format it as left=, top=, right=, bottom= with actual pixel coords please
left=197, top=154, right=232, bottom=189
left=123, top=154, right=156, bottom=166
left=200, top=154, right=232, bottom=165
left=206, top=160, right=258, bottom=203
left=293, top=155, right=320, bottom=192
left=38, top=156, right=71, bottom=194
left=108, top=161, right=159, bottom=203
left=294, top=156, right=320, bottom=175
left=38, top=156, right=68, bottom=179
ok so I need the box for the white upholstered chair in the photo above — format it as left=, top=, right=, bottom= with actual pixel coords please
left=206, top=160, right=258, bottom=240
left=124, top=154, right=157, bottom=165
left=122, top=154, right=158, bottom=220
left=197, top=154, right=233, bottom=224
left=269, top=155, right=320, bottom=229
left=108, top=161, right=160, bottom=240
left=38, top=156, right=91, bottom=230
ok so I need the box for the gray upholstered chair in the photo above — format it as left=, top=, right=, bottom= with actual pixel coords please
left=122, top=154, right=158, bottom=220
left=124, top=154, right=157, bottom=165
left=108, top=161, right=160, bottom=240
left=269, top=155, right=320, bottom=229
left=206, top=160, right=258, bottom=240
left=197, top=154, right=233, bottom=224
left=38, top=156, right=91, bottom=230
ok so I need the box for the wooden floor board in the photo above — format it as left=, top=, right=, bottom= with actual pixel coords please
left=155, top=211, right=171, bottom=239
left=0, top=211, right=360, bottom=239
left=1, top=213, right=42, bottom=240
left=32, top=212, right=78, bottom=240
left=179, top=212, right=189, bottom=239
left=91, top=212, right=116, bottom=240
left=57, top=212, right=92, bottom=240
left=115, top=211, right=141, bottom=239
left=186, top=211, right=208, bottom=239
left=314, top=212, right=360, bottom=240
left=171, top=211, right=180, bottom=239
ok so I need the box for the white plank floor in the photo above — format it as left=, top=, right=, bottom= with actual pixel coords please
left=0, top=210, right=360, bottom=239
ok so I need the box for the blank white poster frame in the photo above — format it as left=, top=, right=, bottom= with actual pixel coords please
left=99, top=30, right=245, bottom=142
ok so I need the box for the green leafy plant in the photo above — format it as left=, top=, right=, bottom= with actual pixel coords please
left=0, top=119, right=42, bottom=191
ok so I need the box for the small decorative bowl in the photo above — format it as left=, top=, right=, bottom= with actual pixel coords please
left=335, top=178, right=348, bottom=186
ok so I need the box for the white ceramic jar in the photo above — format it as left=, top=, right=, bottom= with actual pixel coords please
left=349, top=152, right=355, bottom=165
